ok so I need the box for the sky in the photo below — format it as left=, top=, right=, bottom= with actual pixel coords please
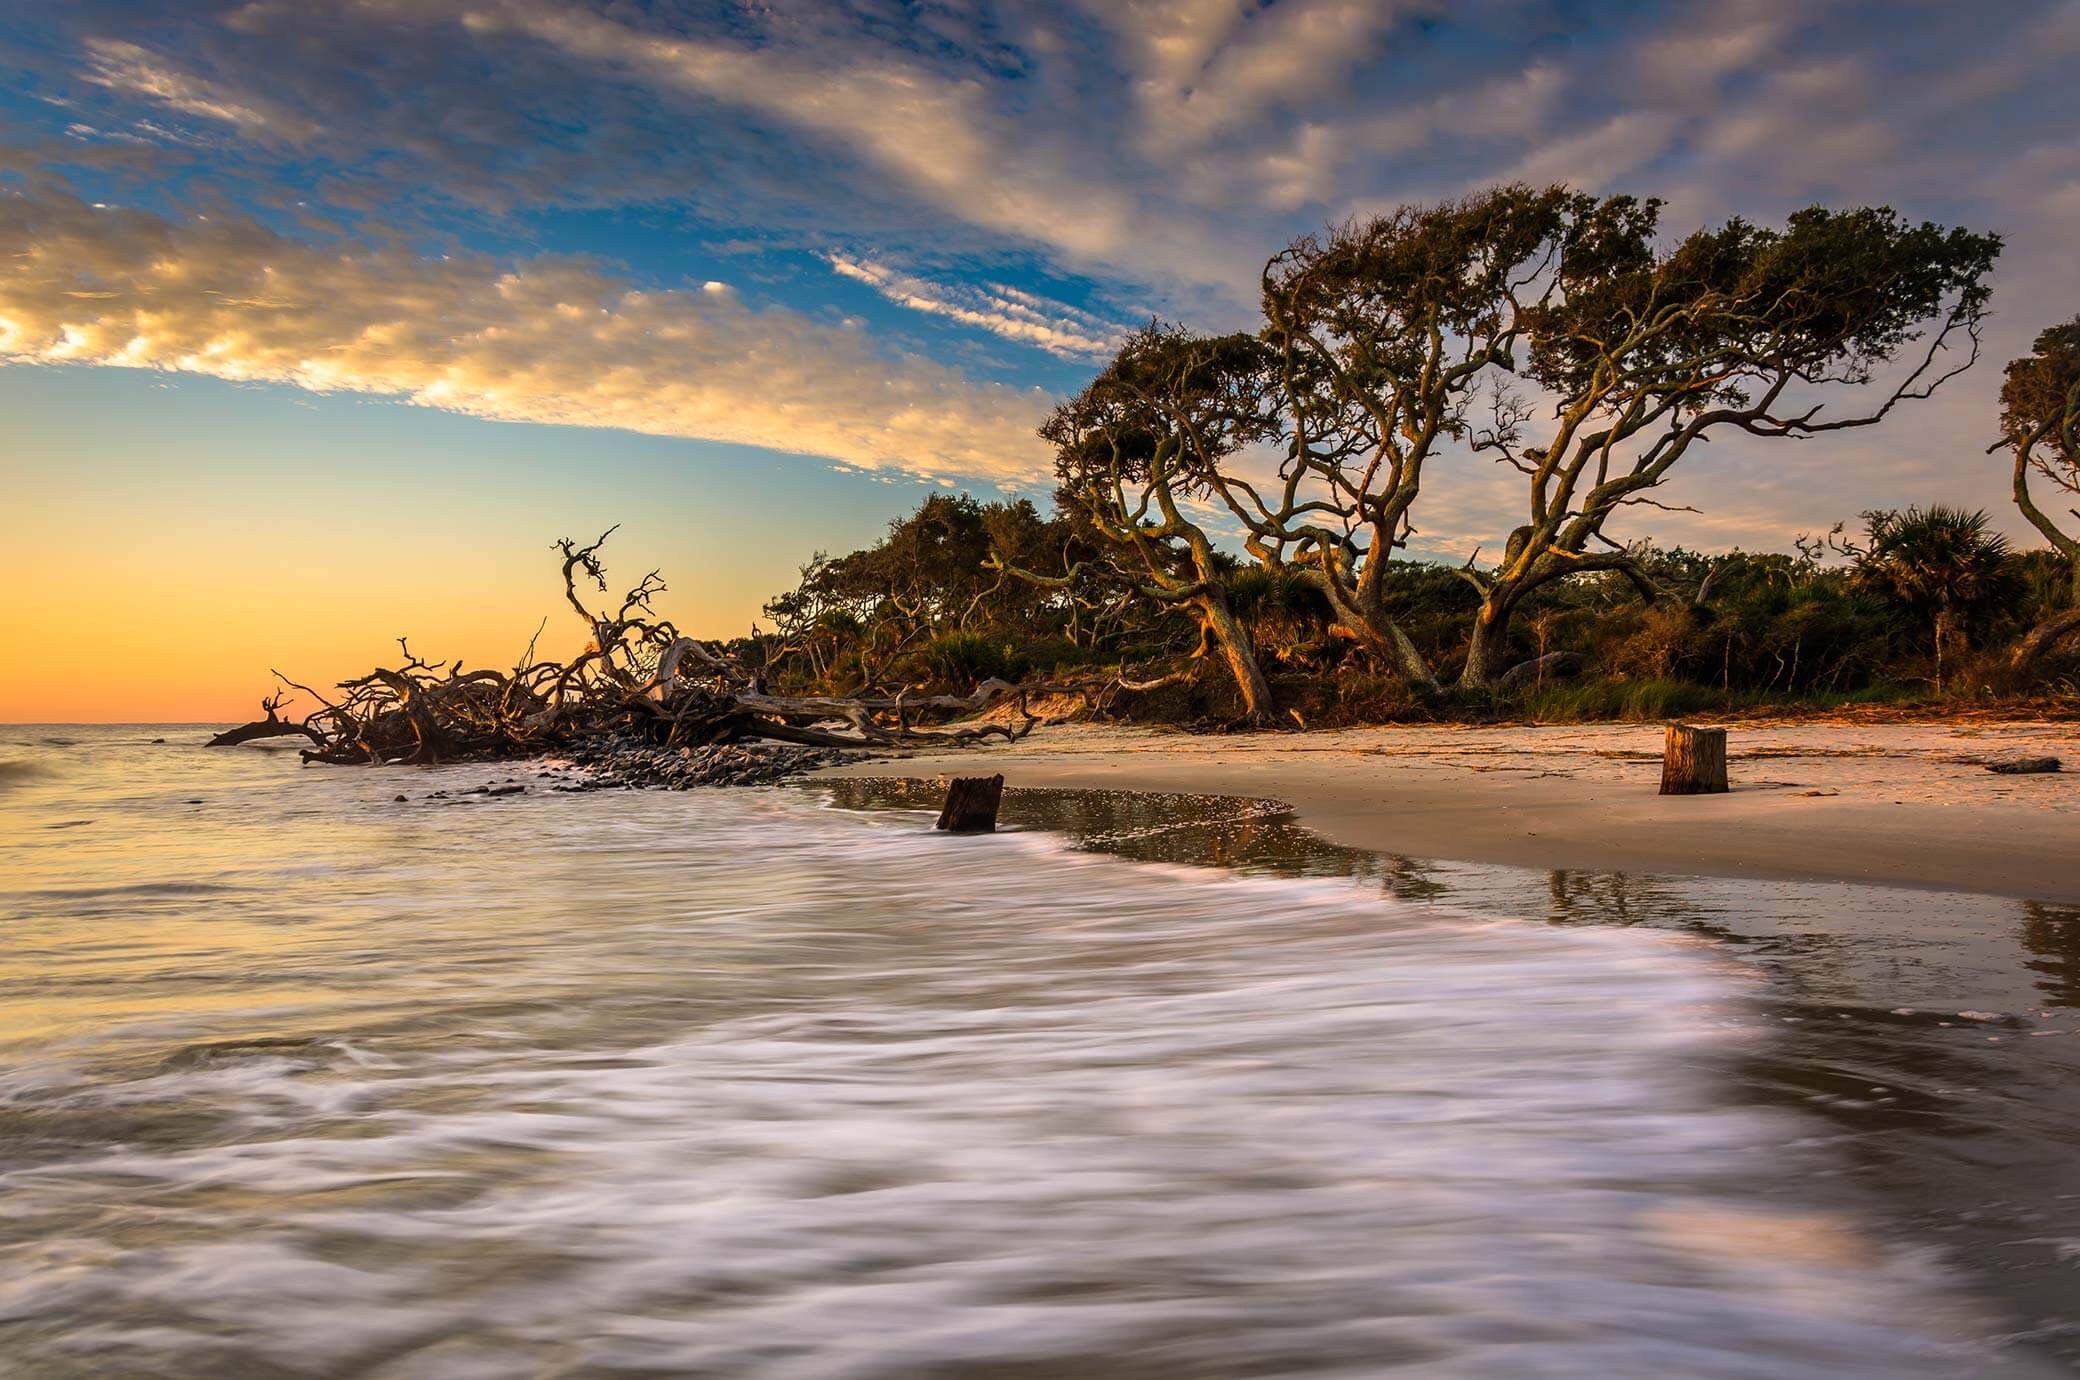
left=3, top=0, right=2079, bottom=721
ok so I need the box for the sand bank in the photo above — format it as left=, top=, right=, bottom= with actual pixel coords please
left=818, top=720, right=2080, bottom=902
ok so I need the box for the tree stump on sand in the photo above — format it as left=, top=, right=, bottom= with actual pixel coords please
left=936, top=775, right=1005, bottom=833
left=1660, top=724, right=1728, bottom=795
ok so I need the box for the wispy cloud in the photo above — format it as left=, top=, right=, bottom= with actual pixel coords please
left=0, top=183, right=1053, bottom=483
left=79, top=36, right=307, bottom=139
left=825, top=255, right=1127, bottom=358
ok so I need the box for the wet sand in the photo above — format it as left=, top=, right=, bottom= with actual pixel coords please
left=819, top=721, right=2080, bottom=903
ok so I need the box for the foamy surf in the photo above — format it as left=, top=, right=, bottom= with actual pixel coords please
left=0, top=732, right=2044, bottom=1377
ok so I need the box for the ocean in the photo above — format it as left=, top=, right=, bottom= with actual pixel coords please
left=1, top=727, right=2072, bottom=1378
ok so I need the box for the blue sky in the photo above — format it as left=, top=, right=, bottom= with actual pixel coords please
left=3, top=0, right=2079, bottom=715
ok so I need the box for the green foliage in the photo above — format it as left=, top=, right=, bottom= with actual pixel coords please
left=1227, top=564, right=1332, bottom=627
left=738, top=185, right=2079, bottom=721
left=1853, top=506, right=2016, bottom=637
left=907, top=631, right=1023, bottom=688
left=2002, top=315, right=2080, bottom=468
left=1516, top=678, right=1907, bottom=724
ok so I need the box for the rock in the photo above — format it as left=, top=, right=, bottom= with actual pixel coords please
left=557, top=733, right=853, bottom=790
left=1987, top=757, right=2061, bottom=775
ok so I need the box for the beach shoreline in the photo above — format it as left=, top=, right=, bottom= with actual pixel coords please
left=816, top=719, right=2080, bottom=904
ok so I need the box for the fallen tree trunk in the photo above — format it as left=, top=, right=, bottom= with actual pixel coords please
left=206, top=694, right=325, bottom=748
left=1494, top=651, right=1584, bottom=692
left=205, top=717, right=325, bottom=748
left=2012, top=608, right=2080, bottom=668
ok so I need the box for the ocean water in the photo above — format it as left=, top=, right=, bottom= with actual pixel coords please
left=0, top=728, right=2068, bottom=1378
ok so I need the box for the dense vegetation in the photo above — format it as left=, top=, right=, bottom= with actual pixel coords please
left=731, top=495, right=2080, bottom=725
left=725, top=185, right=2080, bottom=727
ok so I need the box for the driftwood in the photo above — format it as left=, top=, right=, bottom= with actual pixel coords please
left=1660, top=723, right=1729, bottom=795
left=208, top=530, right=1105, bottom=766
left=1494, top=650, right=1584, bottom=691
left=205, top=693, right=324, bottom=748
left=1988, top=756, right=2062, bottom=775
left=936, top=775, right=1005, bottom=833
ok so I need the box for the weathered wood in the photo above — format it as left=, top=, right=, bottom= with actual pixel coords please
left=1660, top=723, right=1728, bottom=795
left=205, top=714, right=323, bottom=748
left=936, top=774, right=1005, bottom=833
left=1494, top=650, right=1583, bottom=691
left=1988, top=756, right=2062, bottom=775
left=218, top=532, right=1105, bottom=766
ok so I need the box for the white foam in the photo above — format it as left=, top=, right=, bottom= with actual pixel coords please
left=0, top=764, right=2031, bottom=1377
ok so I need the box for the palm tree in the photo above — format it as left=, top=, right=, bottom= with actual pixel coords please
left=1854, top=506, right=2016, bottom=690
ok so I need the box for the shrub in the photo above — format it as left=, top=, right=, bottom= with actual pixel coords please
left=908, top=631, right=1023, bottom=687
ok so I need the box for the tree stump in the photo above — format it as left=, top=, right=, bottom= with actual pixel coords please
left=1660, top=724, right=1728, bottom=795
left=936, top=774, right=1005, bottom=833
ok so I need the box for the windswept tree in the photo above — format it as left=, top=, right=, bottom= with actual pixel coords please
left=1248, top=186, right=1586, bottom=689
left=1039, top=323, right=1283, bottom=721
left=1458, top=201, right=1999, bottom=687
left=1998, top=315, right=2080, bottom=663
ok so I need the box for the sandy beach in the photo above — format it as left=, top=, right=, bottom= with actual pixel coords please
left=821, top=720, right=2080, bottom=903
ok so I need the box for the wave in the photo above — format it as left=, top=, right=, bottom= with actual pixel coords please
left=0, top=757, right=53, bottom=788
left=0, top=792, right=2014, bottom=1377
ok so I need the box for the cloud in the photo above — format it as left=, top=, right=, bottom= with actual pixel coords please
left=0, top=182, right=1054, bottom=483
left=8, top=0, right=2080, bottom=548
left=79, top=36, right=308, bottom=139
left=456, top=0, right=1234, bottom=283
left=824, top=255, right=1127, bottom=358
left=1092, top=0, right=1411, bottom=157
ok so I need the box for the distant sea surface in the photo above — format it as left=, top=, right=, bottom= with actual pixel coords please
left=1, top=726, right=2074, bottom=1378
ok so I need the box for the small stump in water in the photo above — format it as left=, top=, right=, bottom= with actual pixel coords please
left=936, top=774, right=1005, bottom=833
left=1660, top=724, right=1728, bottom=795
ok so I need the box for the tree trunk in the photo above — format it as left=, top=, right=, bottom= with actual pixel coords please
left=1199, top=593, right=1278, bottom=723
left=936, top=774, right=1005, bottom=833
left=1306, top=563, right=1439, bottom=691
left=206, top=715, right=324, bottom=748
left=1660, top=724, right=1728, bottom=795
left=2013, top=606, right=2080, bottom=668
left=1457, top=599, right=1513, bottom=689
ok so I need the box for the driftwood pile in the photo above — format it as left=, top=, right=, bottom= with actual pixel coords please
left=208, top=529, right=1087, bottom=767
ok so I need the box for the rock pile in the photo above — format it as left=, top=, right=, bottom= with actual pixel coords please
left=559, top=736, right=859, bottom=789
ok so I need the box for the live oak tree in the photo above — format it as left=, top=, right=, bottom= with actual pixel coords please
left=1250, top=187, right=1588, bottom=689
left=1459, top=200, right=1999, bottom=687
left=760, top=494, right=1081, bottom=688
left=1040, top=323, right=1283, bottom=722
left=1998, top=315, right=2080, bottom=663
